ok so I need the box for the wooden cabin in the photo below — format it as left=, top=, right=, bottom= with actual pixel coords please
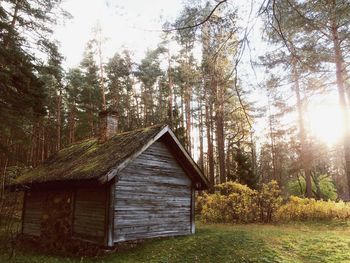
left=12, top=117, right=209, bottom=247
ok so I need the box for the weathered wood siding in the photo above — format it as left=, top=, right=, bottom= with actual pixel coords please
left=114, top=141, right=192, bottom=242
left=22, top=191, right=44, bottom=236
left=73, top=187, right=106, bottom=240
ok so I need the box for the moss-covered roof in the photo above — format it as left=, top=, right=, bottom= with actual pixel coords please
left=14, top=124, right=166, bottom=185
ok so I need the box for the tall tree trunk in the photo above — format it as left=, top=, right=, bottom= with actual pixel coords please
left=167, top=51, right=174, bottom=127
left=267, top=95, right=277, bottom=183
left=0, top=156, right=8, bottom=220
left=148, top=86, right=154, bottom=125
left=126, top=90, right=131, bottom=130
left=250, top=131, right=257, bottom=181
left=29, top=123, right=35, bottom=165
left=89, top=107, right=94, bottom=137
left=198, top=96, right=204, bottom=171
left=343, top=72, right=350, bottom=104
left=311, top=173, right=322, bottom=200
left=226, top=143, right=231, bottom=180
left=180, top=93, right=184, bottom=130
left=142, top=86, right=150, bottom=126
left=4, top=0, right=21, bottom=48
left=184, top=45, right=192, bottom=155
left=41, top=123, right=45, bottom=162
left=68, top=104, right=76, bottom=144
left=292, top=57, right=312, bottom=198
left=331, top=10, right=350, bottom=197
left=201, top=21, right=214, bottom=185
left=205, top=93, right=215, bottom=188
left=56, top=89, right=62, bottom=151
left=96, top=28, right=106, bottom=111
left=133, top=85, right=140, bottom=127
left=185, top=86, right=191, bottom=155
left=215, top=83, right=225, bottom=184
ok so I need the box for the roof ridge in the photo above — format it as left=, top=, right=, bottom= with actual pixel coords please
left=108, top=123, right=167, bottom=139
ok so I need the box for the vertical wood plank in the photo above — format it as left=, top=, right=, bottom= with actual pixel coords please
left=114, top=141, right=192, bottom=243
left=21, top=191, right=27, bottom=235
left=104, top=184, right=109, bottom=246
left=71, top=187, right=77, bottom=237
left=73, top=187, right=106, bottom=241
left=22, top=191, right=44, bottom=236
left=191, top=187, right=195, bottom=234
left=105, top=179, right=115, bottom=247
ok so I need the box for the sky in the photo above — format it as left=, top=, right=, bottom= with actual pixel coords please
left=52, top=0, right=265, bottom=159
left=52, top=0, right=345, bottom=149
left=54, top=0, right=184, bottom=68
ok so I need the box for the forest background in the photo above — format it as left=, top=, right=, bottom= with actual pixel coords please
left=1, top=0, right=349, bottom=203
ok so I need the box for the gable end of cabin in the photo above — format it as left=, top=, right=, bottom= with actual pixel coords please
left=111, top=139, right=196, bottom=243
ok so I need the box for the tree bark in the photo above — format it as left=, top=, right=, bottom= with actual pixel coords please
left=184, top=47, right=192, bottom=155
left=250, top=131, right=257, bottom=181
left=68, top=104, right=76, bottom=144
left=205, top=90, right=215, bottom=188
left=215, top=83, right=226, bottom=184
left=41, top=124, right=45, bottom=162
left=185, top=86, right=191, bottom=155
left=167, top=51, right=174, bottom=127
left=292, top=57, right=313, bottom=198
left=4, top=0, right=21, bottom=48
left=331, top=9, right=350, bottom=198
left=96, top=28, right=106, bottom=111
left=198, top=96, right=204, bottom=171
left=56, top=89, right=62, bottom=151
left=267, top=94, right=277, bottom=183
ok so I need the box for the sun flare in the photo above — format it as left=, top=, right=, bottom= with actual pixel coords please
left=307, top=104, right=345, bottom=146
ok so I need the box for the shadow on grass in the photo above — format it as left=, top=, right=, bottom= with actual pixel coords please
left=2, top=222, right=350, bottom=263
left=101, top=226, right=282, bottom=263
left=0, top=226, right=281, bottom=263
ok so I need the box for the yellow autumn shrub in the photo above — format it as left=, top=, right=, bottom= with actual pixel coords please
left=276, top=196, right=350, bottom=221
left=198, top=181, right=350, bottom=223
left=201, top=182, right=259, bottom=223
left=257, top=180, right=282, bottom=222
left=195, top=194, right=207, bottom=215
left=215, top=181, right=255, bottom=196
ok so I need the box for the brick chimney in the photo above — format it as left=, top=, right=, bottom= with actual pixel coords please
left=98, top=110, right=118, bottom=143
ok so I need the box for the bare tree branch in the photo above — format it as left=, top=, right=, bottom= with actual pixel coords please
left=163, top=0, right=228, bottom=32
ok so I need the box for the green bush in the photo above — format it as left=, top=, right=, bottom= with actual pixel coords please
left=286, top=175, right=338, bottom=201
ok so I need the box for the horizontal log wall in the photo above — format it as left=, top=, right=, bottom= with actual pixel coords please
left=73, top=187, right=106, bottom=241
left=22, top=191, right=44, bottom=236
left=114, top=141, right=192, bottom=242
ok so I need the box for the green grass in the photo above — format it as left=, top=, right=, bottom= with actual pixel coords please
left=2, top=222, right=350, bottom=262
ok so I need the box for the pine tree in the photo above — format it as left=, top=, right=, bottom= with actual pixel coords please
left=79, top=43, right=101, bottom=137
left=65, top=68, right=85, bottom=143
left=105, top=50, right=136, bottom=131
left=135, top=48, right=163, bottom=126
left=0, top=0, right=67, bottom=164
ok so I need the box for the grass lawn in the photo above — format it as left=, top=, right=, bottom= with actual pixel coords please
left=2, top=222, right=350, bottom=262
